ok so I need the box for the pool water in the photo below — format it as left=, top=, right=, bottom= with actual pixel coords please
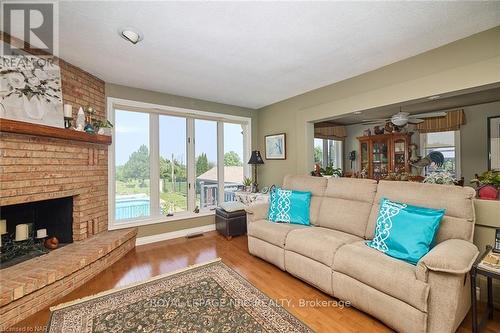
left=116, top=196, right=150, bottom=220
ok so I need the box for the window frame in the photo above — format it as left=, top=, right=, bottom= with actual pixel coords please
left=107, top=97, right=252, bottom=230
left=419, top=130, right=461, bottom=177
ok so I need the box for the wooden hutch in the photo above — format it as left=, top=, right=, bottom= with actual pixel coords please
left=358, top=133, right=412, bottom=180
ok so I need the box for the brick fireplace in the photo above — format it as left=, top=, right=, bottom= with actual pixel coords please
left=0, top=46, right=137, bottom=329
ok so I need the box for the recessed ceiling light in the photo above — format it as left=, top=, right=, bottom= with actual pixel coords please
left=353, top=111, right=362, bottom=115
left=120, top=28, right=143, bottom=44
left=427, top=95, right=441, bottom=100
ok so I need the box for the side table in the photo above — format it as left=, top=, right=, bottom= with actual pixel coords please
left=471, top=245, right=499, bottom=333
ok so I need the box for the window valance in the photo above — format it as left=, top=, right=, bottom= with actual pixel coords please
left=416, top=109, right=465, bottom=133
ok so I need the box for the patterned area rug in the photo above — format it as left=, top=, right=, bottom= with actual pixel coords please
left=47, top=259, right=312, bottom=333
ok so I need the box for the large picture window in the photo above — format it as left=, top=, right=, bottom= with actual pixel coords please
left=108, top=98, right=251, bottom=228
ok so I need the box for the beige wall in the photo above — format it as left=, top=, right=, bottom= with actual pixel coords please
left=461, top=101, right=500, bottom=184
left=105, top=83, right=257, bottom=238
left=257, top=27, right=500, bottom=187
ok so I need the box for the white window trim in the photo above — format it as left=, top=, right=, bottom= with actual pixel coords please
left=419, top=130, right=461, bottom=177
left=107, top=97, right=252, bottom=230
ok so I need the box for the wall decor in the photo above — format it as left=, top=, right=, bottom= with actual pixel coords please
left=265, top=133, right=286, bottom=160
left=488, top=116, right=500, bottom=171
left=0, top=55, right=64, bottom=128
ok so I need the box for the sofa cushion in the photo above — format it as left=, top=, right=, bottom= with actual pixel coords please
left=333, top=241, right=429, bottom=312
left=247, top=219, right=307, bottom=248
left=366, top=181, right=475, bottom=243
left=282, top=175, right=327, bottom=225
left=286, top=227, right=361, bottom=266
left=317, top=178, right=377, bottom=237
left=268, top=187, right=311, bottom=225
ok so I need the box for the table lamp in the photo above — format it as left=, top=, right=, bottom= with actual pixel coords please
left=248, top=150, right=264, bottom=192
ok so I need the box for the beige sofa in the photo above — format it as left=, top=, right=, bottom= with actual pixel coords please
left=246, top=175, right=479, bottom=333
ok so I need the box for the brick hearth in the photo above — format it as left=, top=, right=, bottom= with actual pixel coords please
left=0, top=228, right=137, bottom=329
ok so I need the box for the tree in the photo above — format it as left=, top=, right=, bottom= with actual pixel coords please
left=224, top=151, right=242, bottom=166
left=314, top=146, right=323, bottom=164
left=121, top=145, right=150, bottom=183
left=196, top=153, right=210, bottom=176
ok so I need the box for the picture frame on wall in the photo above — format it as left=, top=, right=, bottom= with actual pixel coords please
left=488, top=116, right=500, bottom=171
left=265, top=133, right=286, bottom=160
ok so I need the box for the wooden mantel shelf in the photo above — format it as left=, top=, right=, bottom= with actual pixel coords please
left=0, top=118, right=112, bottom=145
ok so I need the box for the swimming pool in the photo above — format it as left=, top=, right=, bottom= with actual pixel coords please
left=116, top=195, right=150, bottom=220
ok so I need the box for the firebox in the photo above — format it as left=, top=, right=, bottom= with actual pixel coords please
left=1, top=197, right=73, bottom=244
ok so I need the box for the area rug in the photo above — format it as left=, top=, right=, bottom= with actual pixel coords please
left=47, top=259, right=313, bottom=333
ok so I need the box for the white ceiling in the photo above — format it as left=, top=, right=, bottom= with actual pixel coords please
left=52, top=1, right=500, bottom=109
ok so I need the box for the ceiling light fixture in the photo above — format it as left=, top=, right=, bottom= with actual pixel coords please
left=120, top=28, right=143, bottom=44
left=427, top=95, right=441, bottom=100
left=353, top=111, right=362, bottom=115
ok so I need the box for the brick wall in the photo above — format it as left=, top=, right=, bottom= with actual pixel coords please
left=59, top=60, right=106, bottom=121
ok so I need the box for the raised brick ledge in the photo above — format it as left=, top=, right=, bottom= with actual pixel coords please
left=0, top=228, right=137, bottom=308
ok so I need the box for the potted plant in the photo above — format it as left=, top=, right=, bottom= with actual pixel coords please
left=471, top=171, right=500, bottom=200
left=243, top=177, right=253, bottom=192
left=423, top=171, right=456, bottom=185
left=93, top=119, right=114, bottom=135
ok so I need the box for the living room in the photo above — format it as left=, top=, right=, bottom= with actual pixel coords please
left=1, top=1, right=499, bottom=332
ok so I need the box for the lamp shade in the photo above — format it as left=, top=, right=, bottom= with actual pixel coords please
left=248, top=150, right=264, bottom=165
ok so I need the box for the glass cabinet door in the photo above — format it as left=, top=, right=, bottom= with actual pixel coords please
left=393, top=138, right=407, bottom=173
left=371, top=139, right=389, bottom=179
left=360, top=141, right=369, bottom=175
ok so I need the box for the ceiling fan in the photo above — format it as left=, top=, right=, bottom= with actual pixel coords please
left=361, top=110, right=447, bottom=127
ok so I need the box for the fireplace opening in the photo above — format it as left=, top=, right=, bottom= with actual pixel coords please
left=0, top=197, right=73, bottom=268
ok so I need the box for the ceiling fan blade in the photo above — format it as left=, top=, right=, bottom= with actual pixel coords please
left=410, top=111, right=446, bottom=119
left=408, top=119, right=424, bottom=124
left=361, top=118, right=388, bottom=123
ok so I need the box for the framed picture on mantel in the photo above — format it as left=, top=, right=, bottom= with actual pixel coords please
left=488, top=116, right=500, bottom=171
left=265, top=133, right=286, bottom=160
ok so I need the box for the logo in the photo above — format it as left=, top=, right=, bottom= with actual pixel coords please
left=1, top=1, right=59, bottom=56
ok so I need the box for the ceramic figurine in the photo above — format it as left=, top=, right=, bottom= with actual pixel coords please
left=76, top=107, right=85, bottom=131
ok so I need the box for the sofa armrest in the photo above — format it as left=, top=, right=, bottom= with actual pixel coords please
left=245, top=202, right=269, bottom=223
left=416, top=239, right=479, bottom=282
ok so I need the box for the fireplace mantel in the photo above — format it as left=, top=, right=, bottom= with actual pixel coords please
left=0, top=118, right=112, bottom=145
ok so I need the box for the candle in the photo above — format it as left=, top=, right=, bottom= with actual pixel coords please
left=36, top=228, right=47, bottom=238
left=0, top=219, right=6, bottom=235
left=15, top=224, right=29, bottom=241
left=64, top=104, right=72, bottom=118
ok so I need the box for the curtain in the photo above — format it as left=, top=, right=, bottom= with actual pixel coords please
left=314, top=123, right=347, bottom=140
left=416, top=109, right=465, bottom=133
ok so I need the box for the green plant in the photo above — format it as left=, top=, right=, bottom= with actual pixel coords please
left=243, top=177, right=253, bottom=186
left=321, top=164, right=343, bottom=177
left=471, top=170, right=500, bottom=187
left=423, top=171, right=456, bottom=185
left=93, top=119, right=113, bottom=128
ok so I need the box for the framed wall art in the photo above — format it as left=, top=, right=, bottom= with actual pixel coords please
left=265, top=133, right=286, bottom=160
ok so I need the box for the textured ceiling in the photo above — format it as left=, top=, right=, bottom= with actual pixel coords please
left=40, top=2, right=500, bottom=108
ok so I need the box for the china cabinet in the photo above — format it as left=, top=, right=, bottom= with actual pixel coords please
left=357, top=133, right=412, bottom=179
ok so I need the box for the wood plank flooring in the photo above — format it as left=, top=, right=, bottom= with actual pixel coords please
left=11, top=232, right=500, bottom=332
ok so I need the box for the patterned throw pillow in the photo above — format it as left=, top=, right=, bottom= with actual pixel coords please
left=267, top=187, right=312, bottom=225
left=367, top=198, right=445, bottom=265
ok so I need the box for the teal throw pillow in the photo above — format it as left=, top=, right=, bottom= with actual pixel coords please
left=268, top=187, right=311, bottom=225
left=367, top=197, right=445, bottom=265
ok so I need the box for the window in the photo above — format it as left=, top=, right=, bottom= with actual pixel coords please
left=115, top=110, right=151, bottom=220
left=420, top=130, right=460, bottom=176
left=109, top=98, right=251, bottom=228
left=223, top=122, right=246, bottom=202
left=195, top=119, right=218, bottom=209
left=314, top=138, right=343, bottom=169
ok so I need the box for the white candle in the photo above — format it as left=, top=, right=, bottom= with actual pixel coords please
left=0, top=220, right=6, bottom=235
left=64, top=104, right=72, bottom=118
left=36, top=228, right=47, bottom=238
left=15, top=224, right=29, bottom=241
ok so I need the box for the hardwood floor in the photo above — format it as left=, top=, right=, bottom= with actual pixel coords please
left=12, top=231, right=500, bottom=332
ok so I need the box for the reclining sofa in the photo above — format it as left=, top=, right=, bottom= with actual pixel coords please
left=246, top=175, right=479, bottom=333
